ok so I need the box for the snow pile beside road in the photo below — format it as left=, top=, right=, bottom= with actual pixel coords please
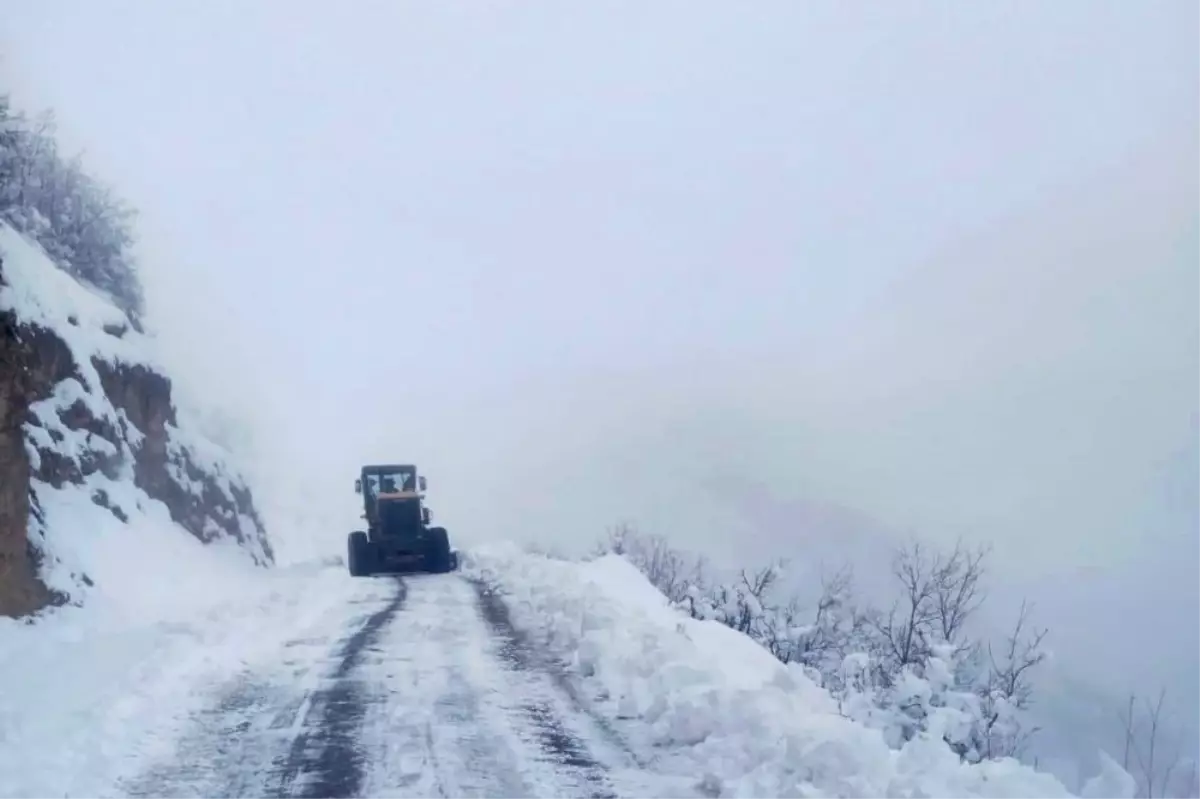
left=0, top=556, right=356, bottom=798
left=464, top=543, right=1083, bottom=798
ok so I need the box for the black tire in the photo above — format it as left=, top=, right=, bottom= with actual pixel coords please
left=425, top=527, right=452, bottom=573
left=348, top=531, right=372, bottom=577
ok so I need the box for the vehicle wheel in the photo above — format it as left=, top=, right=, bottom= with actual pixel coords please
left=426, top=527, right=452, bottom=573
left=348, top=531, right=372, bottom=577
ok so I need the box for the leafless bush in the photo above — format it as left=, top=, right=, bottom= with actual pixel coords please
left=976, top=598, right=1048, bottom=759
left=868, top=538, right=990, bottom=681
left=593, top=522, right=1052, bottom=765
left=594, top=520, right=706, bottom=605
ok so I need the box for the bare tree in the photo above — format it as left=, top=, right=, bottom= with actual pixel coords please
left=759, top=590, right=803, bottom=663
left=932, top=539, right=990, bottom=646
left=869, top=540, right=942, bottom=678
left=866, top=538, right=993, bottom=683
left=978, top=598, right=1048, bottom=759
left=1119, top=687, right=1196, bottom=798
left=690, top=560, right=785, bottom=634
left=768, top=563, right=867, bottom=670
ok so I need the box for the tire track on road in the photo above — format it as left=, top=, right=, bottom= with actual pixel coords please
left=121, top=576, right=407, bottom=799
left=272, top=576, right=407, bottom=798
left=468, top=577, right=625, bottom=799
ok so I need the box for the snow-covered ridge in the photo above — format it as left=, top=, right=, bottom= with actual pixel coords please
left=463, top=543, right=1134, bottom=799
left=0, top=221, right=272, bottom=617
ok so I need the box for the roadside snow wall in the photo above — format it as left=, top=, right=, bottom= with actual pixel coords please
left=464, top=544, right=1133, bottom=799
left=0, top=221, right=272, bottom=617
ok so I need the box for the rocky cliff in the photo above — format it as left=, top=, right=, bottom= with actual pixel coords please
left=0, top=222, right=273, bottom=618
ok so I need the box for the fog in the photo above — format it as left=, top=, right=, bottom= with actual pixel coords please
left=3, top=0, right=1196, bottom=775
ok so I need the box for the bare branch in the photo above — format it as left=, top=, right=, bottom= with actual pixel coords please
left=1119, top=686, right=1195, bottom=799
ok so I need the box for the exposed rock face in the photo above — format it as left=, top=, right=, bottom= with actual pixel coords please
left=92, top=358, right=270, bottom=552
left=0, top=315, right=63, bottom=615
left=0, top=243, right=273, bottom=619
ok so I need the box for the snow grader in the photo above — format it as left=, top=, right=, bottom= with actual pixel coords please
left=346, top=464, right=458, bottom=576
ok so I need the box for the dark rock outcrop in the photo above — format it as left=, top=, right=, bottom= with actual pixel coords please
left=0, top=313, right=65, bottom=616
left=92, top=358, right=271, bottom=554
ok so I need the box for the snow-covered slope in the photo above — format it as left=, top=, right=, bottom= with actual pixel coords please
left=0, top=221, right=272, bottom=618
left=464, top=544, right=1133, bottom=798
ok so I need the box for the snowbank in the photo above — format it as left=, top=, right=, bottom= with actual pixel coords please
left=464, top=543, right=1084, bottom=798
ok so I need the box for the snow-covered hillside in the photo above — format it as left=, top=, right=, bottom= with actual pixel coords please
left=0, top=221, right=272, bottom=618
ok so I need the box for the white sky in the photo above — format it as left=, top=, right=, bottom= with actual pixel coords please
left=2, top=0, right=1197, bottom=765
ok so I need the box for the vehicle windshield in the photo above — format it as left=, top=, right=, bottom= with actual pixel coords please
left=365, top=468, right=416, bottom=496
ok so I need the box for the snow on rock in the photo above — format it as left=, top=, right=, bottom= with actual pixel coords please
left=0, top=220, right=271, bottom=617
left=464, top=543, right=1081, bottom=798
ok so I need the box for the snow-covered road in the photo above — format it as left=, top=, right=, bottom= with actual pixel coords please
left=119, top=573, right=660, bottom=799
left=0, top=549, right=1088, bottom=798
